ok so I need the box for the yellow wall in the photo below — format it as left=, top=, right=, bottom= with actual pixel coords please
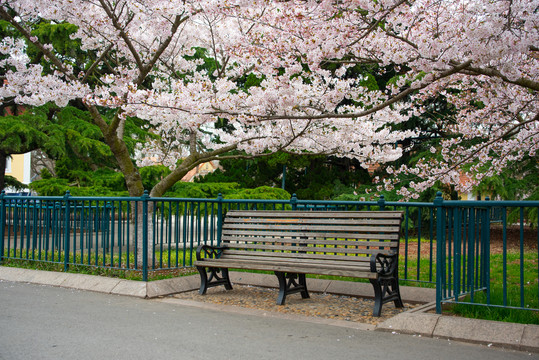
left=5, top=154, right=25, bottom=183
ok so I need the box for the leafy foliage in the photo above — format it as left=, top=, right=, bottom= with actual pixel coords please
left=0, top=104, right=64, bottom=157
left=30, top=168, right=127, bottom=196
left=139, top=165, right=171, bottom=191
left=475, top=156, right=539, bottom=201
left=198, top=152, right=371, bottom=200
left=224, top=186, right=290, bottom=200
left=4, top=175, right=27, bottom=191
left=166, top=182, right=240, bottom=199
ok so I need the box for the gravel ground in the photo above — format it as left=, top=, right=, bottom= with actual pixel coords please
left=172, top=285, right=419, bottom=325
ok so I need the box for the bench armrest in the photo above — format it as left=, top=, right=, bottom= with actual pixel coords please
left=196, top=244, right=227, bottom=261
left=370, top=253, right=398, bottom=277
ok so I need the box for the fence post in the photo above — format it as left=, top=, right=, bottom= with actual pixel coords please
left=290, top=193, right=298, bottom=211
left=378, top=195, right=386, bottom=211
left=0, top=191, right=5, bottom=264
left=63, top=191, right=71, bottom=272
left=483, top=196, right=491, bottom=304
left=142, top=190, right=149, bottom=282
left=217, top=193, right=223, bottom=247
left=434, top=191, right=444, bottom=314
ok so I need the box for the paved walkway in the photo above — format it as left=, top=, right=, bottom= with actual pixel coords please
left=1, top=280, right=535, bottom=360
left=0, top=266, right=538, bottom=354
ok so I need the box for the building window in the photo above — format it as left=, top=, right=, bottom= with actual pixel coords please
left=5, top=156, right=11, bottom=173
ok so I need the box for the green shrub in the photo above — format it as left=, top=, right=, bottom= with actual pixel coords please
left=225, top=186, right=291, bottom=200
left=166, top=182, right=240, bottom=198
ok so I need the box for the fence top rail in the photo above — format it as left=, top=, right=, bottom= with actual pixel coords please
left=1, top=196, right=138, bottom=202
left=1, top=191, right=538, bottom=208
left=0, top=193, right=219, bottom=203
left=294, top=200, right=436, bottom=208
left=441, top=200, right=539, bottom=207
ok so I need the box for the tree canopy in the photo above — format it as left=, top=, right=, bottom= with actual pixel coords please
left=0, top=0, right=537, bottom=198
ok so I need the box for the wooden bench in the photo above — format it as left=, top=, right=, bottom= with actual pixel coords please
left=194, top=210, right=404, bottom=316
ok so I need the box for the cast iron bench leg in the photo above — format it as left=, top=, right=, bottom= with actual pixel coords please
left=197, top=266, right=233, bottom=295
left=370, top=277, right=404, bottom=317
left=197, top=266, right=209, bottom=295
left=298, top=274, right=310, bottom=299
left=275, top=272, right=309, bottom=305
left=392, top=280, right=404, bottom=308
left=370, top=279, right=384, bottom=317
left=222, top=268, right=233, bottom=290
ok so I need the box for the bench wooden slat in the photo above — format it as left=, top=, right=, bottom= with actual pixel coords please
left=225, top=218, right=402, bottom=226
left=221, top=242, right=394, bottom=255
left=222, top=249, right=372, bottom=262
left=221, top=230, right=400, bottom=241
left=208, top=257, right=371, bottom=271
left=222, top=223, right=400, bottom=233
left=219, top=254, right=373, bottom=268
left=194, top=259, right=378, bottom=279
left=226, top=210, right=403, bottom=219
left=221, top=237, right=399, bottom=248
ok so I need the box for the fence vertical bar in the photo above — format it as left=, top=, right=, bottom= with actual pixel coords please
left=377, top=195, right=385, bottom=211
left=210, top=201, right=215, bottom=246
left=417, top=207, right=422, bottom=282
left=32, top=198, right=38, bottom=259
left=133, top=199, right=138, bottom=269
left=175, top=201, right=180, bottom=268
left=502, top=207, right=507, bottom=306
left=126, top=200, right=130, bottom=270
left=63, top=191, right=71, bottom=272
left=182, top=201, right=188, bottom=266
left=167, top=201, right=172, bottom=268
left=434, top=192, right=444, bottom=314
left=23, top=198, right=28, bottom=259
left=468, top=207, right=475, bottom=302
left=404, top=207, right=409, bottom=280
left=216, top=194, right=223, bottom=247
left=0, top=191, right=5, bottom=264
left=519, top=207, right=524, bottom=308
left=190, top=202, right=195, bottom=265
left=142, top=190, right=149, bottom=282
left=291, top=193, right=298, bottom=211
left=118, top=201, right=122, bottom=269
left=159, top=201, right=165, bottom=268
left=454, top=207, right=461, bottom=302
left=447, top=208, right=453, bottom=295
left=483, top=197, right=491, bottom=304
left=429, top=207, right=434, bottom=282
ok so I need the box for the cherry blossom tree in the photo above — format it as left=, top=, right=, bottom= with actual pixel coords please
left=219, top=0, right=538, bottom=198
left=0, top=0, right=537, bottom=199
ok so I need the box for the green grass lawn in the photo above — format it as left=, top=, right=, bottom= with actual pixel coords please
left=447, top=251, right=539, bottom=324
left=1, top=248, right=197, bottom=281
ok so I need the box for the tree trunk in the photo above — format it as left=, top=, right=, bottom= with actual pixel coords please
left=104, top=132, right=144, bottom=197
left=86, top=105, right=144, bottom=197
left=89, top=108, right=150, bottom=267
left=106, top=129, right=153, bottom=270
left=0, top=153, right=6, bottom=192
left=132, top=201, right=154, bottom=275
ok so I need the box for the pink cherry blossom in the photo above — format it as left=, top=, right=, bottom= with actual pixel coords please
left=0, top=0, right=536, bottom=197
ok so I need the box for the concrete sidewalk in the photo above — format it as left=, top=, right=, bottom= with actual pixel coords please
left=1, top=266, right=537, bottom=353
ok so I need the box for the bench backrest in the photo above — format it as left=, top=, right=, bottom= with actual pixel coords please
left=221, top=210, right=404, bottom=261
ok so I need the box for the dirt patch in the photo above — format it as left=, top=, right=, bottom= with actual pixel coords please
left=173, top=285, right=418, bottom=325
left=490, top=225, right=538, bottom=253
left=401, top=225, right=537, bottom=257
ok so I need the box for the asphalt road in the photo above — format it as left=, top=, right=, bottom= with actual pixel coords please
left=0, top=281, right=535, bottom=360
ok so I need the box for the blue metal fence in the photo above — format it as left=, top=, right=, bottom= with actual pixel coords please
left=434, top=194, right=539, bottom=314
left=1, top=190, right=537, bottom=314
